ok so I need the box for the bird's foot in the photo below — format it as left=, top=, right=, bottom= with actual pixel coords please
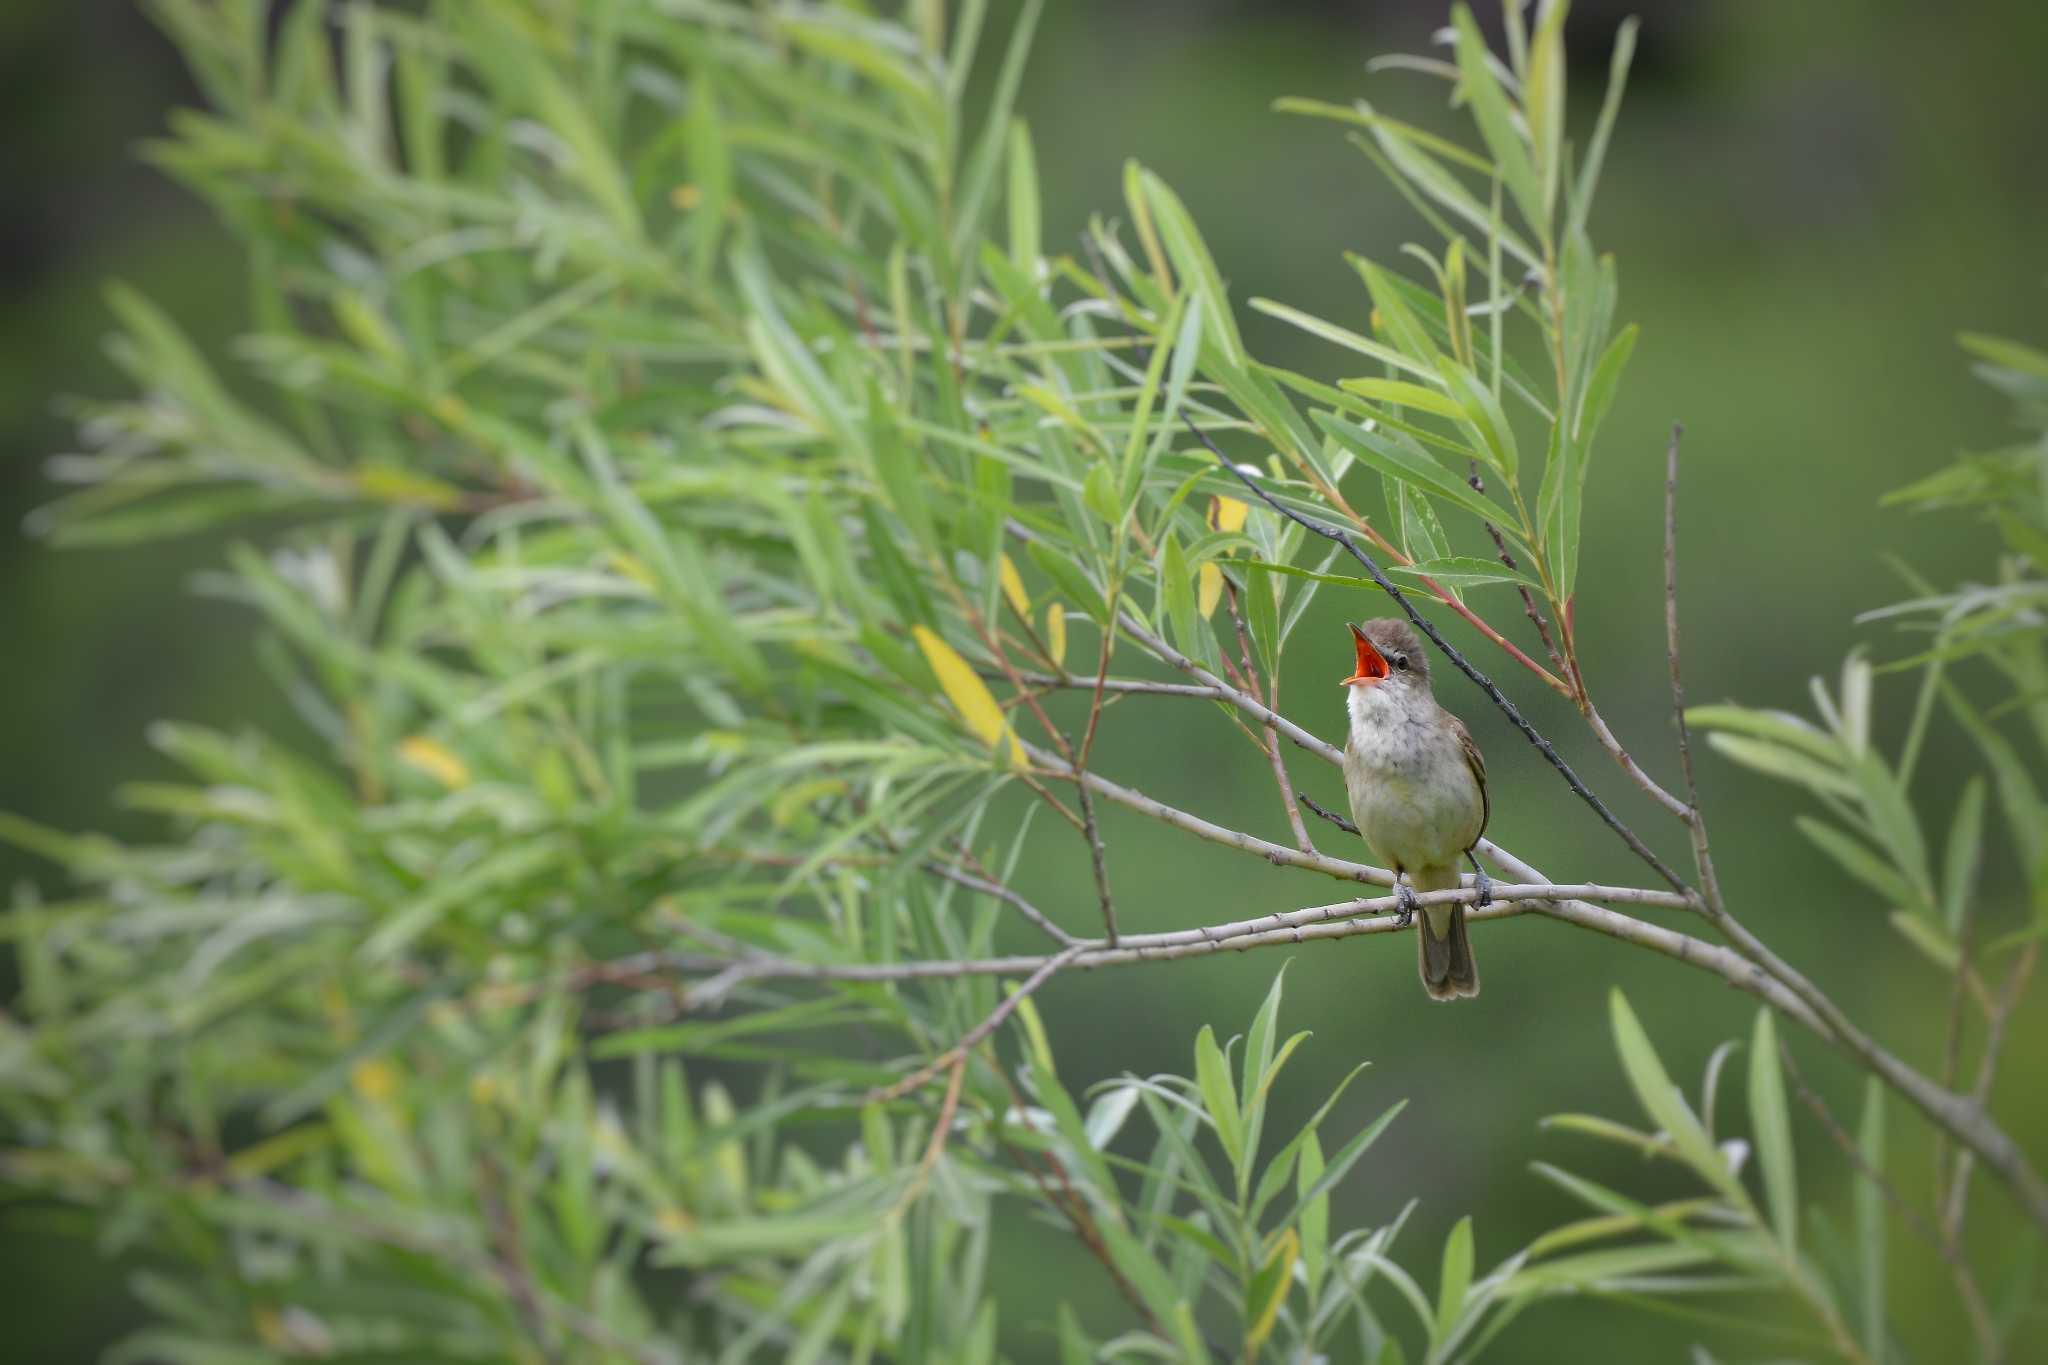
left=1470, top=864, right=1493, bottom=908
left=1393, top=880, right=1419, bottom=928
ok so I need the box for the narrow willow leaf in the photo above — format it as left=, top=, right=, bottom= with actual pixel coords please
left=1006, top=119, right=1041, bottom=277
left=1433, top=1216, right=1474, bottom=1350
left=1793, top=817, right=1916, bottom=907
left=1208, top=494, right=1250, bottom=534
left=1044, top=601, right=1067, bottom=667
left=1746, top=1011, right=1798, bottom=1251
left=1245, top=1228, right=1300, bottom=1356
left=1138, top=168, right=1246, bottom=366
left=396, top=735, right=470, bottom=790
left=1027, top=540, right=1109, bottom=625
left=1856, top=1079, right=1886, bottom=1355
left=1941, top=777, right=1987, bottom=934
left=913, top=626, right=1023, bottom=767
left=1194, top=1024, right=1244, bottom=1172
left=1341, top=377, right=1464, bottom=419
left=1609, top=990, right=1749, bottom=1208
left=1389, top=556, right=1544, bottom=593
left=1198, top=561, right=1224, bottom=619
left=1298, top=1130, right=1329, bottom=1298
left=1240, top=962, right=1289, bottom=1164
left=998, top=553, right=1030, bottom=617
left=1314, top=410, right=1512, bottom=528
left=1450, top=6, right=1543, bottom=235
left=1162, top=532, right=1200, bottom=660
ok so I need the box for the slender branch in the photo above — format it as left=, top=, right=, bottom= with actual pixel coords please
left=1298, top=792, right=1358, bottom=837
left=1224, top=575, right=1316, bottom=853
left=1942, top=940, right=2039, bottom=1245
left=1184, top=414, right=1690, bottom=892
left=1469, top=461, right=1567, bottom=678
left=1662, top=422, right=1724, bottom=908
left=924, top=859, right=1078, bottom=948
left=869, top=945, right=1085, bottom=1102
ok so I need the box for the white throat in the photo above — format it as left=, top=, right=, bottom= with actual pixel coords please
left=1346, top=678, right=1415, bottom=735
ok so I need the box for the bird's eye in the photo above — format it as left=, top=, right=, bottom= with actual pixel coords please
left=1393, top=655, right=1409, bottom=671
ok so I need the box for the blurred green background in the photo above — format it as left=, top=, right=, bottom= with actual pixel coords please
left=6, top=1, right=2046, bottom=1359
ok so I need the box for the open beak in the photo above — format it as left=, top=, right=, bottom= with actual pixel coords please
left=1341, top=622, right=1389, bottom=688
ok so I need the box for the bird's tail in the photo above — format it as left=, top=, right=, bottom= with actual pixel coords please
left=1411, top=864, right=1480, bottom=1001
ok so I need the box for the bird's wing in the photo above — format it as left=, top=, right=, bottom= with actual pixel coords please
left=1446, top=711, right=1490, bottom=845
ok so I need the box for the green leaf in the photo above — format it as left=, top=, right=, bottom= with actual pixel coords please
left=1313, top=411, right=1512, bottom=529
left=1193, top=1024, right=1244, bottom=1172
left=1340, top=377, right=1465, bottom=419
left=1433, top=1215, right=1474, bottom=1350
left=1245, top=1228, right=1300, bottom=1356
left=1856, top=1079, right=1887, bottom=1355
left=1608, top=990, right=1749, bottom=1208
left=1746, top=1011, right=1798, bottom=1251
left=1239, top=963, right=1288, bottom=1159
left=1702, top=734, right=1861, bottom=801
left=1388, top=556, right=1545, bottom=593
left=1279, top=1098, right=1407, bottom=1231
left=1137, top=167, right=1246, bottom=366
left=1793, top=817, right=1916, bottom=908
left=1449, top=5, right=1543, bottom=236
left=1006, top=120, right=1042, bottom=276
left=1941, top=777, right=1988, bottom=935
left=1161, top=531, right=1200, bottom=662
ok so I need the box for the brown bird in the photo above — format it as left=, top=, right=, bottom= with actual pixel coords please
left=1340, top=619, right=1490, bottom=1000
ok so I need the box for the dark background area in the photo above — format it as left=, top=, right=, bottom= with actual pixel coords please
left=6, top=1, right=2046, bottom=1359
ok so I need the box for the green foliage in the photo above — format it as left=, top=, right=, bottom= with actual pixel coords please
left=5, top=0, right=2044, bottom=1359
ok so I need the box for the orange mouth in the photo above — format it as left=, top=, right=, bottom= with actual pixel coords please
left=1342, top=622, right=1388, bottom=687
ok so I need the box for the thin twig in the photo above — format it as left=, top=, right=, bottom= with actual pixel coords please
left=1663, top=422, right=1724, bottom=907
left=1224, top=575, right=1315, bottom=853
left=1183, top=413, right=1691, bottom=892
left=1298, top=792, right=1359, bottom=837
left=924, top=859, right=1078, bottom=947
left=867, top=945, right=1085, bottom=1102
left=1469, top=461, right=1568, bottom=678
left=1943, top=940, right=2039, bottom=1245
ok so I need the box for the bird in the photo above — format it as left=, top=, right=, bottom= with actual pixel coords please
left=1340, top=618, right=1490, bottom=1000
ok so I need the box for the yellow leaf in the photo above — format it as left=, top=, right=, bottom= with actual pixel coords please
left=1045, top=602, right=1067, bottom=668
left=913, top=625, right=1026, bottom=767
left=607, top=549, right=656, bottom=588
left=1207, top=495, right=1249, bottom=535
left=998, top=553, right=1030, bottom=617
left=350, top=1059, right=399, bottom=1104
left=1198, top=562, right=1224, bottom=619
left=670, top=182, right=702, bottom=211
left=1245, top=1228, right=1301, bottom=1354
left=397, top=735, right=471, bottom=790
left=355, top=464, right=462, bottom=511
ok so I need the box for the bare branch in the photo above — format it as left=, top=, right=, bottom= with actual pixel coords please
left=924, top=858, right=1079, bottom=948
left=869, top=945, right=1086, bottom=1102
left=1298, top=792, right=1359, bottom=837
left=1662, top=422, right=1725, bottom=907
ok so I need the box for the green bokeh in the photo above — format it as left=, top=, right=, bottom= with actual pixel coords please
left=5, top=2, right=2044, bottom=1359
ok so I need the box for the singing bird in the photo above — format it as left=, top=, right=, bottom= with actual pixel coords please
left=1340, top=619, right=1491, bottom=1000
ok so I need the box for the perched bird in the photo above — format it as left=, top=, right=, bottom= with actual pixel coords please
left=1340, top=619, right=1491, bottom=1000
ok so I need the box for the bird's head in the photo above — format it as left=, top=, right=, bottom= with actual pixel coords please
left=1341, top=618, right=1430, bottom=694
